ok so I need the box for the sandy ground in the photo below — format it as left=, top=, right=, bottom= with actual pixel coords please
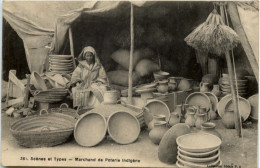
left=1, top=112, right=258, bottom=167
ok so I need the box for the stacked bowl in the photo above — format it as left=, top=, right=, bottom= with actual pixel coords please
left=176, top=133, right=222, bottom=167
left=49, top=55, right=74, bottom=74
left=219, top=75, right=248, bottom=97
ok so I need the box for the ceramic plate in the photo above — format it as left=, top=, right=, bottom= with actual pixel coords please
left=220, top=78, right=247, bottom=85
left=49, top=58, right=73, bottom=63
left=220, top=84, right=247, bottom=90
left=144, top=100, right=170, bottom=123
left=178, top=146, right=219, bottom=158
left=49, top=55, right=73, bottom=60
left=224, top=96, right=251, bottom=122
left=74, top=112, right=107, bottom=147
left=185, top=92, right=211, bottom=111
left=221, top=87, right=247, bottom=93
left=248, top=94, right=258, bottom=120
left=204, top=92, right=218, bottom=112
left=177, top=133, right=222, bottom=153
left=178, top=150, right=220, bottom=163
left=49, top=61, right=74, bottom=66
left=107, top=111, right=140, bottom=145
left=135, top=87, right=156, bottom=94
left=177, top=157, right=221, bottom=168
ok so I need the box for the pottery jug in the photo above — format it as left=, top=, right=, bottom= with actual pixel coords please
left=195, top=113, right=207, bottom=129
left=185, top=107, right=194, bottom=119
left=200, top=122, right=222, bottom=140
left=185, top=112, right=196, bottom=127
left=222, top=110, right=235, bottom=129
left=149, top=121, right=169, bottom=145
left=178, top=78, right=192, bottom=91
left=209, top=109, right=217, bottom=120
left=168, top=82, right=177, bottom=91
left=157, top=85, right=168, bottom=93
left=212, top=85, right=221, bottom=97
left=200, top=82, right=210, bottom=92
left=148, top=114, right=166, bottom=131
left=174, top=104, right=182, bottom=117
left=169, top=112, right=180, bottom=127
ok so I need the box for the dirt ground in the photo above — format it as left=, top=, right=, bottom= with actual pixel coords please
left=1, top=111, right=258, bottom=167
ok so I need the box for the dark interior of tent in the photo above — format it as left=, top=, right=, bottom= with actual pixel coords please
left=2, top=1, right=254, bottom=82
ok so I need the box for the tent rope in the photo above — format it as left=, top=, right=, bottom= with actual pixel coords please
left=224, top=4, right=247, bottom=162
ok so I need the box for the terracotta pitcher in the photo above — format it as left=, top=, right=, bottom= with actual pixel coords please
left=222, top=110, right=235, bottom=129
left=195, top=113, right=207, bottom=129
left=169, top=112, right=181, bottom=127
left=148, top=114, right=166, bottom=131
left=200, top=82, right=210, bottom=92
left=185, top=112, right=196, bottom=127
left=149, top=121, right=169, bottom=145
left=211, top=84, right=221, bottom=97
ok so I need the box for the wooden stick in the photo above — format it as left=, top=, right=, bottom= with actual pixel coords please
left=128, top=3, right=134, bottom=105
left=227, top=2, right=259, bottom=83
left=24, top=74, right=31, bottom=108
left=225, top=51, right=242, bottom=137
left=69, top=27, right=76, bottom=69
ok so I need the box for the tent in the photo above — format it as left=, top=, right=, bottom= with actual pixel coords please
left=3, top=1, right=258, bottom=77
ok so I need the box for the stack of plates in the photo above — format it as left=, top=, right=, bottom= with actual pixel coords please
left=219, top=77, right=248, bottom=97
left=49, top=55, right=74, bottom=74
left=176, top=133, right=222, bottom=167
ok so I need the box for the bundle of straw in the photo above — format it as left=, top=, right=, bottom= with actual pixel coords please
left=184, top=9, right=240, bottom=56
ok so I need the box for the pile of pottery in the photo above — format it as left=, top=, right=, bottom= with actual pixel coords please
left=49, top=55, right=74, bottom=74
left=135, top=82, right=157, bottom=99
left=176, top=133, right=222, bottom=167
left=219, top=73, right=248, bottom=97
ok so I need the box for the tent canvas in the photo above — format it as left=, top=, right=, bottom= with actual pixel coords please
left=2, top=1, right=259, bottom=81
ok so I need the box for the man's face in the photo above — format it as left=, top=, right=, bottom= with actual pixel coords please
left=84, top=52, right=94, bottom=64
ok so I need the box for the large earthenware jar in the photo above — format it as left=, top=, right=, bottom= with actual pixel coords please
left=185, top=112, right=196, bottom=127
left=148, top=114, right=166, bottom=131
left=222, top=110, right=235, bottom=129
left=149, top=121, right=169, bottom=145
left=169, top=112, right=180, bottom=127
left=200, top=122, right=222, bottom=140
left=178, top=78, right=192, bottom=91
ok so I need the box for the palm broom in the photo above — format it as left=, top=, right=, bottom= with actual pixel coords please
left=184, top=8, right=242, bottom=137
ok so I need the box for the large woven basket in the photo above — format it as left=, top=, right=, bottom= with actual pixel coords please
left=10, top=110, right=76, bottom=148
left=30, top=85, right=68, bottom=103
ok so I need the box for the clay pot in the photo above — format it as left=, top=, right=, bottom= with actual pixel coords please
left=157, top=85, right=168, bottom=93
left=153, top=71, right=169, bottom=81
left=212, top=85, right=221, bottom=97
left=195, top=113, right=207, bottom=129
left=148, top=114, right=166, bottom=131
left=201, top=74, right=218, bottom=85
left=103, top=90, right=119, bottom=104
left=178, top=78, right=192, bottom=91
left=168, top=77, right=177, bottom=84
left=185, top=107, right=194, bottom=119
left=200, top=122, right=222, bottom=140
left=174, top=104, right=182, bottom=117
left=185, top=112, right=196, bottom=127
left=222, top=110, right=235, bottom=129
left=169, top=112, right=180, bottom=127
left=200, top=82, right=211, bottom=92
left=168, top=82, right=177, bottom=91
left=149, top=121, right=169, bottom=145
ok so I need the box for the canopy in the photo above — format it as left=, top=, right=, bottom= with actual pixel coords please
left=2, top=1, right=259, bottom=78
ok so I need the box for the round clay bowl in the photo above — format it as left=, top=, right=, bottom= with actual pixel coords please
left=178, top=150, right=220, bottom=163
left=107, top=111, right=140, bottom=145
left=74, top=112, right=107, bottom=147
left=177, top=156, right=221, bottom=168
left=144, top=100, right=171, bottom=123
left=176, top=133, right=221, bottom=153
left=31, top=71, right=48, bottom=91
left=153, top=71, right=169, bottom=80
left=49, top=58, right=73, bottom=63
left=248, top=94, right=258, bottom=120
left=178, top=146, right=219, bottom=158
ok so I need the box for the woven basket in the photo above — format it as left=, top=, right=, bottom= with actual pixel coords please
left=51, top=103, right=79, bottom=119
left=10, top=109, right=76, bottom=148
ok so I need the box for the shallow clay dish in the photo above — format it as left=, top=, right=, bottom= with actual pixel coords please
left=178, top=150, right=220, bottom=163
left=204, top=92, right=218, bottom=112
left=178, top=146, right=219, bottom=158
left=74, top=112, right=107, bottom=147
left=144, top=100, right=171, bottom=123
left=248, top=94, right=258, bottom=120
left=135, top=87, right=156, bottom=94
left=107, top=111, right=140, bottom=145
left=177, top=133, right=221, bottom=153
left=185, top=92, right=211, bottom=112
left=177, top=156, right=221, bottom=168
left=225, top=96, right=251, bottom=122
left=49, top=58, right=73, bottom=63
left=31, top=71, right=48, bottom=91
left=49, top=55, right=73, bottom=60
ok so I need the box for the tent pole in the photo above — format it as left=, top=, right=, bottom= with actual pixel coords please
left=225, top=51, right=242, bottom=137
left=128, top=3, right=134, bottom=105
left=69, top=27, right=76, bottom=69
left=227, top=2, right=259, bottom=83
